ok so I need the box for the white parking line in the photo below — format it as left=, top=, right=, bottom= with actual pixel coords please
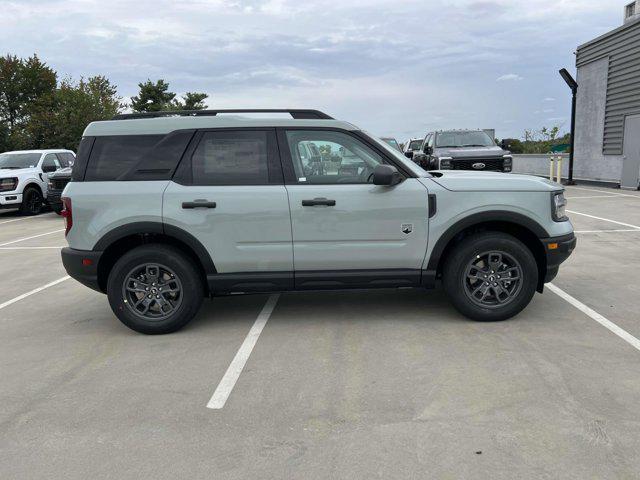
left=0, top=215, right=53, bottom=225
left=0, top=246, right=66, bottom=250
left=575, top=229, right=640, bottom=234
left=0, top=276, right=70, bottom=311
left=565, top=195, right=620, bottom=199
left=566, top=210, right=640, bottom=230
left=547, top=283, right=640, bottom=352
left=207, top=294, right=280, bottom=409
left=565, top=186, right=640, bottom=198
left=0, top=229, right=64, bottom=247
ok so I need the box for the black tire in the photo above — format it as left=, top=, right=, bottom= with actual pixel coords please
left=107, top=244, right=204, bottom=334
left=442, top=232, right=538, bottom=321
left=19, top=187, right=43, bottom=216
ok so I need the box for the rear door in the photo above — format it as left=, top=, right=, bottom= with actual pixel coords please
left=162, top=128, right=293, bottom=289
left=279, top=128, right=430, bottom=288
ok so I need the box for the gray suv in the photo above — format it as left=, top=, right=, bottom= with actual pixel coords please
left=414, top=129, right=512, bottom=172
left=60, top=109, right=575, bottom=334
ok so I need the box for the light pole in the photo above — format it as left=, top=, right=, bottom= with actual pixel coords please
left=559, top=68, right=578, bottom=185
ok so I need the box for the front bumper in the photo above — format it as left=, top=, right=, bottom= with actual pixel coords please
left=0, top=193, right=23, bottom=209
left=61, top=247, right=104, bottom=293
left=541, top=232, right=576, bottom=283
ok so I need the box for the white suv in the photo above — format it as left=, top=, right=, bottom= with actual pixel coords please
left=0, top=149, right=75, bottom=215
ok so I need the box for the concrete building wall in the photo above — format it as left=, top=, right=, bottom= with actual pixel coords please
left=574, top=57, right=624, bottom=183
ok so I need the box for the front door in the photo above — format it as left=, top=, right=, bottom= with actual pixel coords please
left=279, top=128, right=430, bottom=288
left=621, top=114, right=640, bottom=190
left=162, top=129, right=293, bottom=290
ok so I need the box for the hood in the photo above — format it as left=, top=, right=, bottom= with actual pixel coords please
left=435, top=146, right=507, bottom=158
left=50, top=167, right=72, bottom=178
left=0, top=166, right=39, bottom=176
left=424, top=171, right=561, bottom=192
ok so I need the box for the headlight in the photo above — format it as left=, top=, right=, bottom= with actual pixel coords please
left=439, top=157, right=453, bottom=169
left=503, top=155, right=512, bottom=172
left=0, top=177, right=18, bottom=192
left=552, top=191, right=568, bottom=221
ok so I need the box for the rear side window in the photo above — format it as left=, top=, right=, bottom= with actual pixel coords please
left=84, top=135, right=164, bottom=181
left=56, top=152, right=74, bottom=167
left=72, top=137, right=94, bottom=181
left=188, top=130, right=281, bottom=186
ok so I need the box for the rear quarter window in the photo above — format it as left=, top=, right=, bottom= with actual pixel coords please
left=84, top=135, right=164, bottom=181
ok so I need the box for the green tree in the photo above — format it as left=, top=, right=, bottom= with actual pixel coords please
left=30, top=76, right=123, bottom=150
left=0, top=54, right=56, bottom=150
left=130, top=79, right=176, bottom=112
left=172, top=92, right=209, bottom=110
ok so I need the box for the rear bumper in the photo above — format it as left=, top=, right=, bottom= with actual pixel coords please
left=61, top=247, right=104, bottom=293
left=542, top=233, right=576, bottom=283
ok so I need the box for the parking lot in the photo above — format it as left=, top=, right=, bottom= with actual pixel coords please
left=1, top=184, right=640, bottom=479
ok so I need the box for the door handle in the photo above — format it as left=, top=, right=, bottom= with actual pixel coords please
left=302, top=197, right=336, bottom=207
left=182, top=200, right=217, bottom=209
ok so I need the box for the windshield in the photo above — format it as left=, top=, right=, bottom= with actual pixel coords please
left=436, top=131, right=495, bottom=148
left=0, top=153, right=41, bottom=169
left=409, top=140, right=423, bottom=150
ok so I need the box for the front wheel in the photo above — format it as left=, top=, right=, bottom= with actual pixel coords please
left=107, top=244, right=204, bottom=334
left=442, top=232, right=538, bottom=321
left=19, top=187, right=43, bottom=215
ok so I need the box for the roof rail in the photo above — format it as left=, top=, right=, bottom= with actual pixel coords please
left=111, top=109, right=333, bottom=120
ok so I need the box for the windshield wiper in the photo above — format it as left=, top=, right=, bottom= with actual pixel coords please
left=462, top=144, right=486, bottom=147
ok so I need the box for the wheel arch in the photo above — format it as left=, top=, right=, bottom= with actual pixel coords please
left=93, top=222, right=216, bottom=293
left=22, top=181, right=44, bottom=196
left=427, top=211, right=549, bottom=292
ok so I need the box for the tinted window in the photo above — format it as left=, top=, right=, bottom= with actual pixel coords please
left=56, top=152, right=74, bottom=167
left=0, top=153, right=41, bottom=169
left=286, top=130, right=386, bottom=184
left=190, top=130, right=276, bottom=186
left=72, top=137, right=94, bottom=181
left=120, top=130, right=194, bottom=181
left=42, top=153, right=60, bottom=170
left=84, top=135, right=164, bottom=181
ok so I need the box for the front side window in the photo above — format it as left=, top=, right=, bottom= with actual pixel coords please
left=436, top=131, right=494, bottom=148
left=191, top=130, right=274, bottom=186
left=42, top=153, right=60, bottom=172
left=56, top=152, right=74, bottom=167
left=427, top=134, right=435, bottom=148
left=408, top=139, right=423, bottom=151
left=286, top=130, right=386, bottom=184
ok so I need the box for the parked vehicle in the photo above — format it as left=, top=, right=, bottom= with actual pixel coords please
left=402, top=138, right=424, bottom=160
left=61, top=109, right=575, bottom=334
left=380, top=137, right=402, bottom=152
left=47, top=167, right=73, bottom=214
left=0, top=149, right=75, bottom=215
left=413, top=129, right=512, bottom=172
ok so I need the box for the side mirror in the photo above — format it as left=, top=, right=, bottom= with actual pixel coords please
left=404, top=151, right=414, bottom=159
left=424, top=145, right=433, bottom=155
left=373, top=164, right=402, bottom=186
left=42, top=165, right=56, bottom=173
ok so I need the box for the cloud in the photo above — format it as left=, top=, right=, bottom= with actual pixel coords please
left=496, top=73, right=524, bottom=82
left=0, top=0, right=622, bottom=139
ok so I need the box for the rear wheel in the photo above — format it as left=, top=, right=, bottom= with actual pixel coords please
left=107, top=244, right=204, bottom=334
left=19, top=187, right=43, bottom=215
left=442, top=232, right=538, bottom=321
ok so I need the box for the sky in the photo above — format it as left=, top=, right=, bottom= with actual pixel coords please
left=0, top=0, right=625, bottom=141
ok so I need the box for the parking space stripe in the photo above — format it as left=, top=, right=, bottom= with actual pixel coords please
left=0, top=214, right=54, bottom=225
left=575, top=229, right=640, bottom=234
left=547, top=283, right=640, bottom=352
left=0, top=276, right=70, bottom=311
left=566, top=210, right=640, bottom=230
left=0, top=229, right=65, bottom=247
left=0, top=246, right=66, bottom=250
left=565, top=186, right=640, bottom=198
left=207, top=294, right=280, bottom=409
left=565, top=195, right=620, bottom=199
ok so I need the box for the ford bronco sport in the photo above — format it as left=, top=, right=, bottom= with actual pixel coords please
left=60, top=109, right=575, bottom=334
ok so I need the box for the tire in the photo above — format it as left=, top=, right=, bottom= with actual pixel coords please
left=442, top=232, right=538, bottom=321
left=107, top=244, right=204, bottom=334
left=19, top=187, right=43, bottom=216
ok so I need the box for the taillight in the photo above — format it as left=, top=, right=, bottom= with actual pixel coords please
left=61, top=197, right=73, bottom=236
